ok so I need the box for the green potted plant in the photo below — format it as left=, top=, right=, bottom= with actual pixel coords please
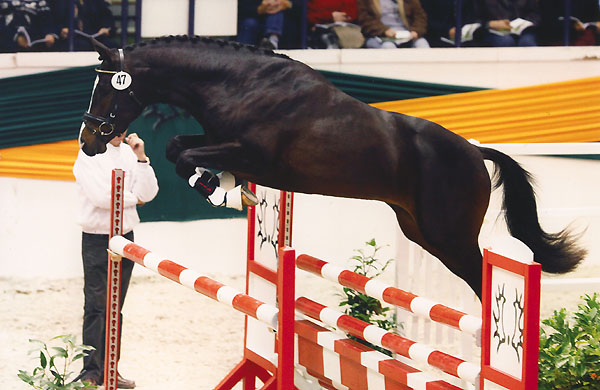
left=338, top=238, right=399, bottom=355
left=18, top=334, right=97, bottom=390
left=539, top=293, right=600, bottom=389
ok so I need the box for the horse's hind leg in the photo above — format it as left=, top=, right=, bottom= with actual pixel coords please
left=392, top=130, right=491, bottom=299
left=390, top=205, right=484, bottom=298
left=414, top=149, right=490, bottom=299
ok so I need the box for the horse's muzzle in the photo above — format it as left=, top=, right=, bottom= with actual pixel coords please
left=79, top=123, right=107, bottom=156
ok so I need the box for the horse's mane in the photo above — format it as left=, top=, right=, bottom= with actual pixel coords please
left=123, top=35, right=291, bottom=61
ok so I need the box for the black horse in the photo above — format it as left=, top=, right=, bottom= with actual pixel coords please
left=78, top=35, right=585, bottom=298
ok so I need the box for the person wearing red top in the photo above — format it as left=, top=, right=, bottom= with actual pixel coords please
left=307, top=0, right=358, bottom=25
left=307, top=0, right=362, bottom=48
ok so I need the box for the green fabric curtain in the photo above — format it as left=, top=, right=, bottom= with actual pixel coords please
left=0, top=66, right=97, bottom=149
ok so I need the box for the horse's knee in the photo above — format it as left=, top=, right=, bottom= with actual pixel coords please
left=174, top=150, right=197, bottom=179
left=166, top=136, right=184, bottom=163
left=166, top=134, right=206, bottom=164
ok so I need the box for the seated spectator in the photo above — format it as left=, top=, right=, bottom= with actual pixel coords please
left=237, top=0, right=292, bottom=49
left=478, top=0, right=539, bottom=47
left=356, top=0, right=430, bottom=49
left=51, top=0, right=119, bottom=51
left=539, top=0, right=600, bottom=46
left=421, top=0, right=483, bottom=47
left=307, top=0, right=364, bottom=49
left=0, top=0, right=57, bottom=53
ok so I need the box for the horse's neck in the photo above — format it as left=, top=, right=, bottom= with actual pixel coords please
left=138, top=49, right=241, bottom=119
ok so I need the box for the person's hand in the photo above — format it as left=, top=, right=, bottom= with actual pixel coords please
left=125, top=133, right=147, bottom=161
left=409, top=31, right=418, bottom=41
left=44, top=34, right=56, bottom=47
left=384, top=28, right=396, bottom=38
left=332, top=11, right=350, bottom=23
left=488, top=19, right=511, bottom=31
left=97, top=27, right=111, bottom=36
left=61, top=27, right=69, bottom=39
left=16, top=34, right=28, bottom=48
left=449, top=27, right=456, bottom=40
left=259, top=0, right=286, bottom=14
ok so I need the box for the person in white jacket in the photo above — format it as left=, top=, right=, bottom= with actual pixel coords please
left=73, top=131, right=158, bottom=388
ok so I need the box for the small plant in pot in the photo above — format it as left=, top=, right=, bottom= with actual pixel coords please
left=18, top=334, right=97, bottom=390
left=338, top=238, right=399, bottom=356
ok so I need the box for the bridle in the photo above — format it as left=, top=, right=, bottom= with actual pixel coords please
left=82, top=48, right=143, bottom=137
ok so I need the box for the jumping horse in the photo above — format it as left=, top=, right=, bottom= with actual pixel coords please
left=78, top=35, right=585, bottom=298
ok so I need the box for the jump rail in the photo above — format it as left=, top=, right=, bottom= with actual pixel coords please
left=108, top=236, right=279, bottom=329
left=297, top=254, right=482, bottom=340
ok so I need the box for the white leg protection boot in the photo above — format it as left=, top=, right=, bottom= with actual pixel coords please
left=216, top=171, right=236, bottom=191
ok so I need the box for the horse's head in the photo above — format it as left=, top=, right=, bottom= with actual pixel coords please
left=79, top=38, right=145, bottom=156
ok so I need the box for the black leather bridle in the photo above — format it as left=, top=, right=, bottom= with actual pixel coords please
left=82, top=48, right=143, bottom=137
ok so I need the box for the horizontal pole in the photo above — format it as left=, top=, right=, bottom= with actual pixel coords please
left=296, top=254, right=482, bottom=340
left=295, top=319, right=462, bottom=390
left=296, top=296, right=480, bottom=385
left=109, top=236, right=279, bottom=330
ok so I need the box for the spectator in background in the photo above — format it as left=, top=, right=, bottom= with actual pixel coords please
left=539, top=0, right=600, bottom=46
left=421, top=0, right=483, bottom=47
left=356, top=0, right=430, bottom=48
left=0, top=0, right=57, bottom=53
left=478, top=0, right=539, bottom=47
left=51, top=0, right=118, bottom=51
left=307, top=0, right=363, bottom=48
left=237, top=0, right=292, bottom=49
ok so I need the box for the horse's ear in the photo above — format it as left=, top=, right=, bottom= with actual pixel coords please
left=90, top=37, right=117, bottom=64
left=75, top=30, right=118, bottom=65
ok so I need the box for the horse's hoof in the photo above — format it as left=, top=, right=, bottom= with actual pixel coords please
left=241, top=186, right=258, bottom=207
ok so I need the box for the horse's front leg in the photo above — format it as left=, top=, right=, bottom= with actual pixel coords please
left=165, top=134, right=208, bottom=163
left=174, top=143, right=258, bottom=210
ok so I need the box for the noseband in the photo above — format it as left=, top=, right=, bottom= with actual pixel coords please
left=82, top=48, right=143, bottom=137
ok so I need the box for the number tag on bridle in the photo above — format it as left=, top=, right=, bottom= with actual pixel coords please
left=111, top=71, right=132, bottom=90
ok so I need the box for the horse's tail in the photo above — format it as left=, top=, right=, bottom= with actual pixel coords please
left=479, top=146, right=586, bottom=273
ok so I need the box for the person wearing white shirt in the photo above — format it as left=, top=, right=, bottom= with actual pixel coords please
left=72, top=131, right=158, bottom=388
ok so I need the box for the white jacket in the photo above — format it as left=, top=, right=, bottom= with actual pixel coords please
left=73, top=142, right=159, bottom=234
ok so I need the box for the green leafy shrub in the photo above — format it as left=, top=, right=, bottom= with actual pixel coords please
left=18, top=334, right=97, bottom=390
left=338, top=239, right=398, bottom=355
left=539, top=293, right=600, bottom=389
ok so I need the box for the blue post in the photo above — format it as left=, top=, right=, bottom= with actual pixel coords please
left=563, top=0, right=571, bottom=46
left=121, top=0, right=129, bottom=47
left=135, top=0, right=142, bottom=43
left=300, top=0, right=307, bottom=49
left=188, top=0, right=195, bottom=36
left=454, top=0, right=463, bottom=47
left=68, top=0, right=75, bottom=51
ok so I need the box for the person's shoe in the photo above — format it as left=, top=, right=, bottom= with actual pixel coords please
left=241, top=185, right=258, bottom=207
left=117, top=373, right=136, bottom=389
left=81, top=377, right=99, bottom=386
left=258, top=37, right=276, bottom=50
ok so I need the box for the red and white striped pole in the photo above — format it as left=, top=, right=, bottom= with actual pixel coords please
left=296, top=296, right=481, bottom=385
left=295, top=319, right=463, bottom=390
left=296, top=254, right=482, bottom=342
left=108, top=236, right=280, bottom=329
left=104, top=169, right=124, bottom=390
